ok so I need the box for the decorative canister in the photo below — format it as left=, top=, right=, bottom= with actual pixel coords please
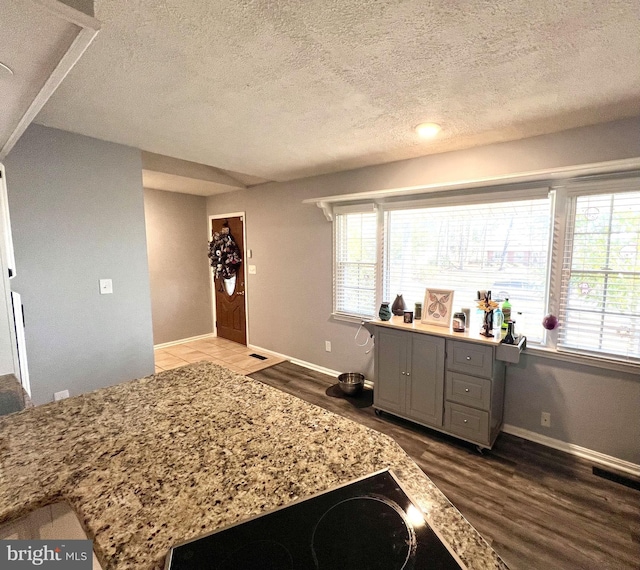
left=414, top=302, right=422, bottom=320
left=391, top=294, right=406, bottom=316
left=403, top=311, right=414, bottom=323
left=452, top=311, right=466, bottom=332
left=379, top=302, right=392, bottom=321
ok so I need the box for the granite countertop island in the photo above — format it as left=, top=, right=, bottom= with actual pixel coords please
left=0, top=362, right=507, bottom=569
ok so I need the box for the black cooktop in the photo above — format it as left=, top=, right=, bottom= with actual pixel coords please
left=166, top=469, right=465, bottom=569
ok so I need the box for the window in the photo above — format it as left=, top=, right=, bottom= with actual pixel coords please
left=334, top=206, right=378, bottom=318
left=332, top=175, right=640, bottom=366
left=558, top=183, right=640, bottom=362
left=384, top=197, right=551, bottom=342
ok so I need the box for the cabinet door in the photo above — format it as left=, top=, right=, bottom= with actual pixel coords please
left=374, top=327, right=406, bottom=414
left=406, top=334, right=445, bottom=427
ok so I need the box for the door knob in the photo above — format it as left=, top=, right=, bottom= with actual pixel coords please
left=237, top=291, right=245, bottom=296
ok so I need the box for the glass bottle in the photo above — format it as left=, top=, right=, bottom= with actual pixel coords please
left=493, top=307, right=504, bottom=333
left=503, top=320, right=516, bottom=344
left=501, top=298, right=512, bottom=329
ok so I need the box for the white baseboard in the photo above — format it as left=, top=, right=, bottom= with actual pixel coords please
left=502, top=424, right=640, bottom=477
left=154, top=333, right=215, bottom=350
left=247, top=344, right=375, bottom=389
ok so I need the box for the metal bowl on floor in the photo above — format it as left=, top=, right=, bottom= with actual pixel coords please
left=338, top=372, right=365, bottom=395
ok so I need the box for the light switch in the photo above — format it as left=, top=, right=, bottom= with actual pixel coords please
left=99, top=279, right=113, bottom=294
left=247, top=249, right=253, bottom=258
left=248, top=265, right=257, bottom=275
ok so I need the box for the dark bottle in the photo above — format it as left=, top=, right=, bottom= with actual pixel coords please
left=503, top=320, right=516, bottom=344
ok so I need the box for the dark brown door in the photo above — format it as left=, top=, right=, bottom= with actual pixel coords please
left=211, top=216, right=246, bottom=345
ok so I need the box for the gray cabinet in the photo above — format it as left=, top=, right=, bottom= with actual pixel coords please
left=444, top=340, right=505, bottom=448
left=374, top=327, right=445, bottom=428
left=373, top=325, right=505, bottom=449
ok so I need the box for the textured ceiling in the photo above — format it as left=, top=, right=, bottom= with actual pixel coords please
left=34, top=0, right=640, bottom=183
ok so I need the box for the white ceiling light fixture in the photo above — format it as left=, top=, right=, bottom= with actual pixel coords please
left=415, top=122, right=441, bottom=139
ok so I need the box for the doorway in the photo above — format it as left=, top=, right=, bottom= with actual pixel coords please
left=210, top=215, right=247, bottom=345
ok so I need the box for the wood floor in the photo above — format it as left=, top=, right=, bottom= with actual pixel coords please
left=249, top=362, right=640, bottom=570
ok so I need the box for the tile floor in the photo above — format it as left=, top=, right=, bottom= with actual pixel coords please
left=154, top=336, right=286, bottom=376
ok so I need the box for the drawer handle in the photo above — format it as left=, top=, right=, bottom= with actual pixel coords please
left=466, top=356, right=471, bottom=361
left=465, top=388, right=470, bottom=392
left=463, top=419, right=468, bottom=423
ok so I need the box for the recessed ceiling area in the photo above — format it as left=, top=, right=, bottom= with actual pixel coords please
left=30, top=0, right=640, bottom=183
left=0, top=0, right=100, bottom=160
left=141, top=151, right=269, bottom=196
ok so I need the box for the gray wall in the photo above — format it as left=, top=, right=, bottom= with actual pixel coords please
left=5, top=124, right=155, bottom=405
left=207, top=117, right=640, bottom=464
left=144, top=188, right=212, bottom=345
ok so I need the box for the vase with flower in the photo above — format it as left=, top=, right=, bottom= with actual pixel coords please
left=477, top=292, right=499, bottom=337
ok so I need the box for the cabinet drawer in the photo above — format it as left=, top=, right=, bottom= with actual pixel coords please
left=448, top=340, right=493, bottom=377
left=445, top=371, right=491, bottom=410
left=444, top=402, right=489, bottom=445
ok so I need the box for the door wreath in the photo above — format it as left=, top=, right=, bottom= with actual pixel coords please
left=208, top=227, right=242, bottom=280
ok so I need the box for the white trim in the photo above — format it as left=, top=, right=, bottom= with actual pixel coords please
left=0, top=165, right=16, bottom=277
left=331, top=312, right=369, bottom=324
left=502, top=424, right=640, bottom=477
left=333, top=203, right=377, bottom=215
left=380, top=184, right=551, bottom=211
left=562, top=174, right=640, bottom=196
left=154, top=333, right=215, bottom=350
left=34, top=0, right=102, bottom=30
left=209, top=212, right=248, bottom=345
left=247, top=343, right=374, bottom=388
left=303, top=158, right=640, bottom=208
left=524, top=344, right=640, bottom=374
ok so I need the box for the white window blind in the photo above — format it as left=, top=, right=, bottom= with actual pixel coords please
left=384, top=197, right=551, bottom=341
left=559, top=187, right=640, bottom=362
left=334, top=208, right=378, bottom=318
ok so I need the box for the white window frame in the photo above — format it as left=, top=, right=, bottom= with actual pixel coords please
left=545, top=176, right=640, bottom=364
left=330, top=173, right=640, bottom=372
left=332, top=203, right=379, bottom=320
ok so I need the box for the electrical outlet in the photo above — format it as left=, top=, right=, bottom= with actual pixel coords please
left=541, top=411, right=551, bottom=427
left=54, top=390, right=70, bottom=401
left=325, top=340, right=331, bottom=352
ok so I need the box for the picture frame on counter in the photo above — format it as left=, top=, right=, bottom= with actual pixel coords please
left=421, top=288, right=454, bottom=327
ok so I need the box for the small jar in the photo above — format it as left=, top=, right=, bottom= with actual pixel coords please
left=453, top=312, right=466, bottom=332
left=403, top=311, right=414, bottom=323
left=414, top=302, right=422, bottom=320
